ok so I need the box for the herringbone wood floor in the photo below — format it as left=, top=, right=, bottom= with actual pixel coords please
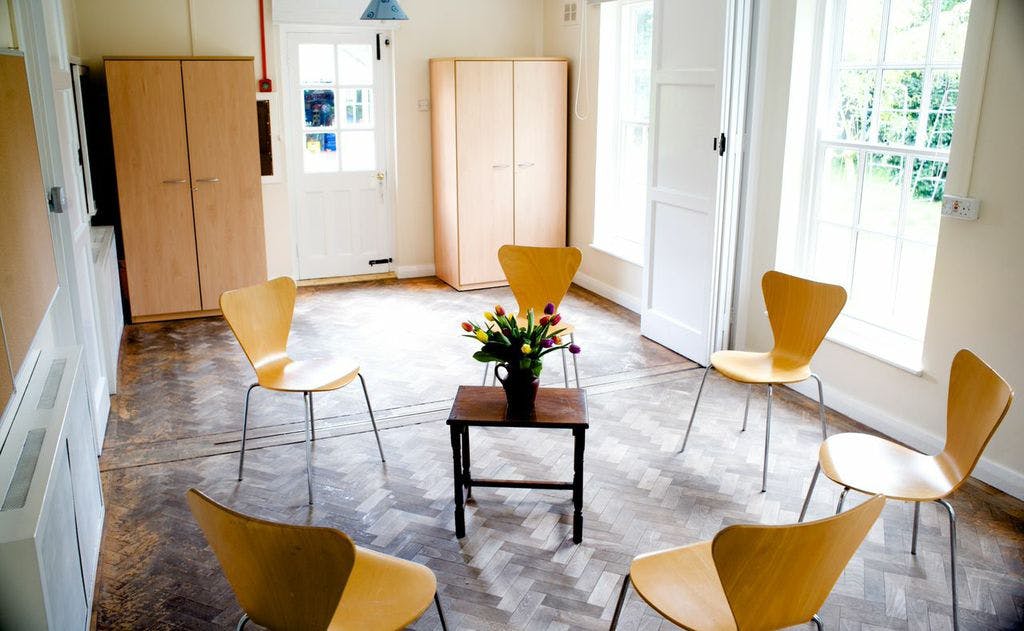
left=95, top=278, right=1024, bottom=630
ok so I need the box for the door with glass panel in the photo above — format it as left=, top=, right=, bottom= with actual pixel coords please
left=286, top=31, right=394, bottom=279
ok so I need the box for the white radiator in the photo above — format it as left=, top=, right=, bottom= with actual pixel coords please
left=0, top=348, right=105, bottom=631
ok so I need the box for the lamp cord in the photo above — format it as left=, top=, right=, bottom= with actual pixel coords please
left=573, top=1, right=590, bottom=120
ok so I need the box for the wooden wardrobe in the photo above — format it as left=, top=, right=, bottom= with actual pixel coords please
left=430, top=57, right=568, bottom=290
left=106, top=57, right=266, bottom=322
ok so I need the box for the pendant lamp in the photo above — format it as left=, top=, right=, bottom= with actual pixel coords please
left=360, top=0, right=409, bottom=20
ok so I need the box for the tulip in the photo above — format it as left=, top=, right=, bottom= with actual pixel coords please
left=552, top=335, right=562, bottom=345
left=520, top=343, right=532, bottom=355
left=550, top=314, right=562, bottom=326
left=544, top=302, right=555, bottom=315
left=539, top=316, right=550, bottom=326
left=502, top=328, right=511, bottom=336
left=475, top=329, right=489, bottom=343
left=495, top=305, right=505, bottom=316
left=569, top=344, right=581, bottom=355
left=540, top=338, right=554, bottom=348
left=461, top=322, right=473, bottom=332
left=484, top=312, right=495, bottom=321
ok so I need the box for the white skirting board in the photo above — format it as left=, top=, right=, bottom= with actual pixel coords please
left=572, top=272, right=641, bottom=313
left=786, top=379, right=1024, bottom=501
left=396, top=264, right=436, bottom=279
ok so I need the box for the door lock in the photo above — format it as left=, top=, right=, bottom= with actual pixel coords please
left=375, top=171, right=386, bottom=181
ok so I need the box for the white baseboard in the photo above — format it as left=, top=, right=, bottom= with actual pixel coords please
left=396, top=264, right=436, bottom=279
left=787, top=380, right=1024, bottom=501
left=573, top=272, right=641, bottom=313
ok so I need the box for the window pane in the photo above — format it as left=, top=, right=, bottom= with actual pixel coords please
left=339, top=88, right=373, bottom=128
left=340, top=131, right=376, bottom=171
left=892, top=240, right=936, bottom=335
left=813, top=223, right=853, bottom=287
left=819, top=148, right=859, bottom=226
left=885, top=0, right=932, bottom=64
left=304, top=89, right=335, bottom=128
left=905, top=159, right=946, bottom=243
left=303, top=133, right=338, bottom=173
left=841, top=0, right=883, bottom=64
left=934, top=0, right=971, bottom=63
left=860, top=153, right=903, bottom=235
left=877, top=70, right=922, bottom=146
left=832, top=70, right=875, bottom=142
left=338, top=44, right=373, bottom=85
left=617, top=123, right=649, bottom=245
left=926, top=71, right=959, bottom=149
left=850, top=232, right=896, bottom=320
left=299, top=44, right=335, bottom=85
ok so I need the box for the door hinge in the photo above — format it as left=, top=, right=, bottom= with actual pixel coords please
left=368, top=257, right=393, bottom=267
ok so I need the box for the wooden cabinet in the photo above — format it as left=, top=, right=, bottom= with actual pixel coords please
left=430, top=58, right=567, bottom=290
left=106, top=57, right=266, bottom=321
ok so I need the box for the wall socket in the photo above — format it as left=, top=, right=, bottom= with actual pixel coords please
left=941, top=195, right=980, bottom=221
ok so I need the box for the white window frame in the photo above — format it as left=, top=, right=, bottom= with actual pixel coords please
left=593, top=0, right=653, bottom=266
left=794, top=0, right=976, bottom=373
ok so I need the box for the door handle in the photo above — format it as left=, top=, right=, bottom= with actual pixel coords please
left=517, top=162, right=535, bottom=169
left=195, top=177, right=220, bottom=183
left=375, top=171, right=386, bottom=181
left=162, top=178, right=188, bottom=184
left=492, top=164, right=511, bottom=169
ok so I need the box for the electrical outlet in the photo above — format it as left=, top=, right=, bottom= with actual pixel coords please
left=563, top=2, right=579, bottom=26
left=941, top=195, right=980, bottom=221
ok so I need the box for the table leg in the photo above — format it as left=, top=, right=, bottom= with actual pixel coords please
left=572, top=427, right=585, bottom=544
left=450, top=425, right=465, bottom=538
left=461, top=426, right=472, bottom=500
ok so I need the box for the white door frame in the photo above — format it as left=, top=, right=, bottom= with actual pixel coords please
left=278, top=23, right=399, bottom=280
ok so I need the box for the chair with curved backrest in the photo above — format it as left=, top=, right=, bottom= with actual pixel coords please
left=798, top=349, right=1013, bottom=630
left=496, top=245, right=584, bottom=388
left=220, top=277, right=385, bottom=505
left=186, top=488, right=447, bottom=631
left=680, top=270, right=848, bottom=491
left=609, top=494, right=885, bottom=630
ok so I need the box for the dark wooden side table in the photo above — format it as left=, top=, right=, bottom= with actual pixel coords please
left=447, top=386, right=589, bottom=544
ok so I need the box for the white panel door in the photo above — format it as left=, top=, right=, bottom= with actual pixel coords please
left=640, top=0, right=738, bottom=365
left=286, top=30, right=395, bottom=280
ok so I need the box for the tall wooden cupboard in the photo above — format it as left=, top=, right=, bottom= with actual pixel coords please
left=106, top=57, right=266, bottom=322
left=430, top=58, right=568, bottom=290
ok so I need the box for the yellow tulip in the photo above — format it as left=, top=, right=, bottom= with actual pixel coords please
left=484, top=311, right=495, bottom=321
left=475, top=329, right=489, bottom=343
left=521, top=343, right=532, bottom=355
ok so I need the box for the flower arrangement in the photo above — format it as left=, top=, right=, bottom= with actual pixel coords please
left=461, top=303, right=581, bottom=378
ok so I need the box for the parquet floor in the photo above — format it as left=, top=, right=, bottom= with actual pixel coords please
left=95, top=278, right=1024, bottom=630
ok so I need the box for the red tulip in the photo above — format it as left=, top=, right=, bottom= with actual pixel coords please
left=552, top=335, right=562, bottom=345
left=539, top=316, right=550, bottom=326
left=495, top=305, right=505, bottom=316
left=461, top=322, right=473, bottom=332
left=550, top=314, right=562, bottom=326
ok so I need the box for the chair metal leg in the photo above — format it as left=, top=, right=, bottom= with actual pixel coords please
left=358, top=373, right=386, bottom=463
left=911, top=501, right=921, bottom=555
left=741, top=384, right=752, bottom=432
left=762, top=384, right=774, bottom=492
left=309, top=391, right=316, bottom=442
left=236, top=613, right=250, bottom=631
left=482, top=361, right=490, bottom=386
left=570, top=333, right=580, bottom=388
left=303, top=392, right=315, bottom=505
left=810, top=614, right=823, bottom=630
left=799, top=463, right=821, bottom=523
left=237, top=383, right=258, bottom=481
left=434, top=592, right=449, bottom=631
left=810, top=373, right=828, bottom=440
left=561, top=346, right=570, bottom=388
left=836, top=486, right=850, bottom=514
left=680, top=365, right=711, bottom=454
left=936, top=499, right=959, bottom=631
left=609, top=574, right=631, bottom=631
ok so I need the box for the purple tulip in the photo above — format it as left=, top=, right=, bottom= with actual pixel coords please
left=569, top=344, right=581, bottom=355
left=544, top=302, right=555, bottom=315
left=541, top=338, right=554, bottom=348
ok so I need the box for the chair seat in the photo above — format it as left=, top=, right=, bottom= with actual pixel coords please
left=513, top=314, right=575, bottom=336
left=256, top=357, right=360, bottom=393
left=710, top=350, right=810, bottom=384
left=819, top=433, right=957, bottom=501
left=629, top=542, right=736, bottom=631
left=330, top=546, right=437, bottom=631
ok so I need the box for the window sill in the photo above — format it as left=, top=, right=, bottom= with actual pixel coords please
left=824, top=315, right=925, bottom=376
left=589, top=240, right=643, bottom=267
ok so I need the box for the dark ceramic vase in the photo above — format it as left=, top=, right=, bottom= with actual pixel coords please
left=494, top=364, right=540, bottom=418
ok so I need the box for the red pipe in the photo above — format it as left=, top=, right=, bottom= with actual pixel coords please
left=258, top=0, right=272, bottom=91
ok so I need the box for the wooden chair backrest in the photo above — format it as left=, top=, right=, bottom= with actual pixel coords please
left=219, top=276, right=296, bottom=371
left=762, top=270, right=847, bottom=365
left=713, top=494, right=885, bottom=630
left=941, top=349, right=1013, bottom=487
left=498, top=245, right=582, bottom=317
left=186, top=489, right=355, bottom=631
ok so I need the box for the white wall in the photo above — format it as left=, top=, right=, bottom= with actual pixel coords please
left=737, top=0, right=1024, bottom=497
left=70, top=0, right=545, bottom=279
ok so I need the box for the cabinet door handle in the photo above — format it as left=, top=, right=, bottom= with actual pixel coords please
left=162, top=178, right=188, bottom=184
left=196, top=177, right=220, bottom=183
left=492, top=164, right=510, bottom=169
left=517, top=162, right=535, bottom=169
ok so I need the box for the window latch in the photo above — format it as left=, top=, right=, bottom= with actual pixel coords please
left=714, top=132, right=727, bottom=157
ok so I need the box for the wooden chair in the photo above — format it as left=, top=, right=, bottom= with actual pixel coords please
left=495, top=244, right=583, bottom=388
left=798, top=349, right=1013, bottom=630
left=186, top=488, right=447, bottom=631
left=220, top=277, right=385, bottom=505
left=680, top=270, right=847, bottom=491
left=610, top=494, right=885, bottom=630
